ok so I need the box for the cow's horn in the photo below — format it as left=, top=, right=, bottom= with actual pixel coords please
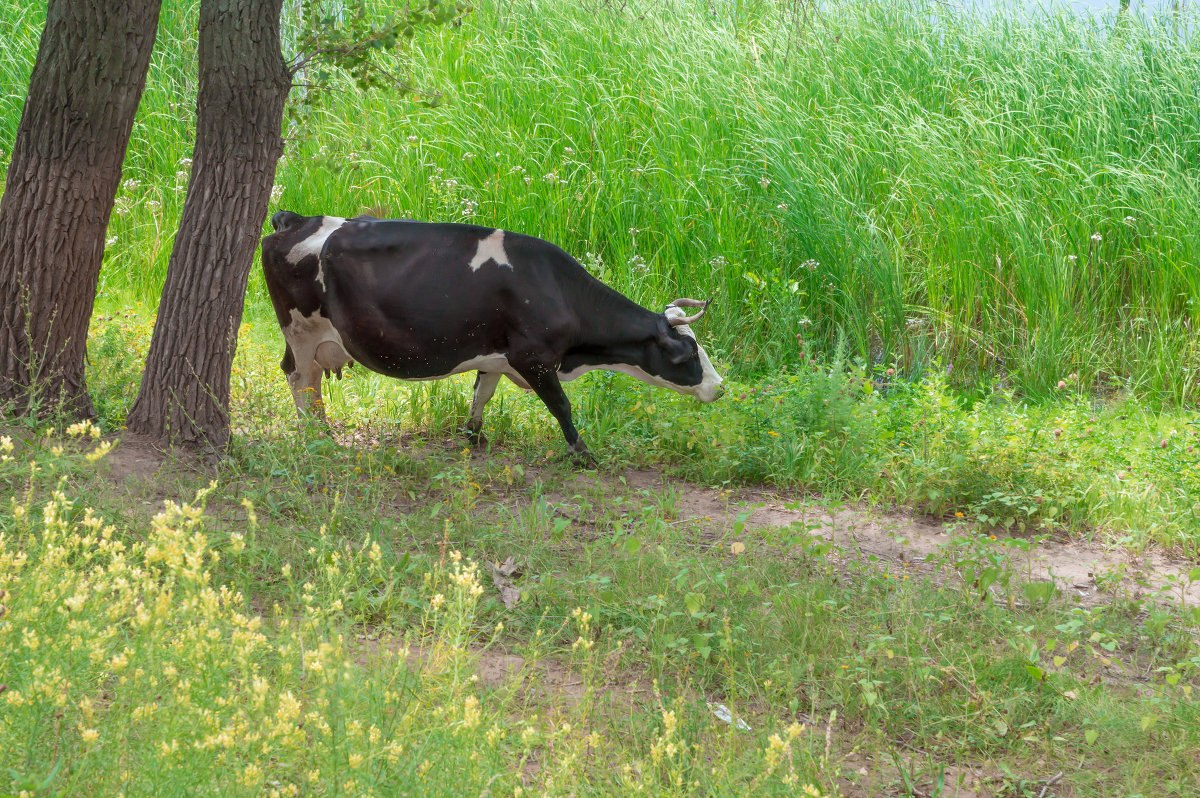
left=667, top=297, right=711, bottom=326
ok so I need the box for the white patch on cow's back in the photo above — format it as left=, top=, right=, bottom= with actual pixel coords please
left=285, top=216, right=346, bottom=290
left=468, top=229, right=512, bottom=271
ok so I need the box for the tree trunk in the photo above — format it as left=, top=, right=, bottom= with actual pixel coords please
left=124, top=0, right=291, bottom=450
left=0, top=0, right=161, bottom=418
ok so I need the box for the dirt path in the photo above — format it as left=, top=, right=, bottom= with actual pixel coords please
left=557, top=467, right=1200, bottom=609
left=96, top=436, right=1200, bottom=608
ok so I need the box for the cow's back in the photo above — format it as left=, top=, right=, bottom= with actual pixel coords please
left=315, top=218, right=581, bottom=378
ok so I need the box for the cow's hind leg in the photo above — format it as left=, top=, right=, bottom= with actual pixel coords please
left=283, top=344, right=328, bottom=423
left=466, top=371, right=502, bottom=446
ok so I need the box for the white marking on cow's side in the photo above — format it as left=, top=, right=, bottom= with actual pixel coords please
left=285, top=216, right=345, bottom=291
left=468, top=229, right=512, bottom=271
left=403, top=353, right=532, bottom=389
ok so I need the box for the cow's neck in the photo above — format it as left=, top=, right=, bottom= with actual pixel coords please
left=580, top=279, right=664, bottom=338
left=560, top=279, right=664, bottom=370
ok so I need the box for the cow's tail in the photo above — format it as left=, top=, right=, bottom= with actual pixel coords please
left=270, top=210, right=303, bottom=233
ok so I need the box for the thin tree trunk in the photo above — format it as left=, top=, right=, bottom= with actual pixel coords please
left=124, top=0, right=291, bottom=450
left=0, top=0, right=161, bottom=417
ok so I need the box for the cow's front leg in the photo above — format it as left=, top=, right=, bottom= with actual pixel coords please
left=466, top=371, right=502, bottom=446
left=510, top=358, right=595, bottom=467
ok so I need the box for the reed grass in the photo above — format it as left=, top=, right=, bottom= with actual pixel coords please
left=2, top=0, right=1199, bottom=404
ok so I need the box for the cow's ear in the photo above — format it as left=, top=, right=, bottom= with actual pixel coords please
left=657, top=320, right=697, bottom=364
left=666, top=337, right=697, bottom=364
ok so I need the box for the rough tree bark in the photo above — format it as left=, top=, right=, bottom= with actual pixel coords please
left=0, top=0, right=161, bottom=417
left=124, top=0, right=291, bottom=450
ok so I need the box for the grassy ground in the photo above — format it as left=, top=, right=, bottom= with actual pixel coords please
left=4, top=0, right=1200, bottom=794
left=2, top=311, right=1198, bottom=796
left=3, top=378, right=1200, bottom=796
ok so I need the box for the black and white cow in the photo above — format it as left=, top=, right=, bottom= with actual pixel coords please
left=261, top=212, right=724, bottom=461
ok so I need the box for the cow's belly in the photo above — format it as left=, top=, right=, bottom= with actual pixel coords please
left=344, top=343, right=535, bottom=390
left=381, top=351, right=512, bottom=382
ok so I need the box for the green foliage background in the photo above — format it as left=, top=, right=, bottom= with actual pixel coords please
left=3, top=0, right=1200, bottom=402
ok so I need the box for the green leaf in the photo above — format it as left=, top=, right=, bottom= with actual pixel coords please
left=1084, top=729, right=1099, bottom=745
left=684, top=592, right=705, bottom=616
left=551, top=517, right=569, bottom=542
left=1022, top=581, right=1056, bottom=604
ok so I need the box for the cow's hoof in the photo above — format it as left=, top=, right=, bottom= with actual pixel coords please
left=570, top=449, right=598, bottom=469
left=464, top=426, right=487, bottom=448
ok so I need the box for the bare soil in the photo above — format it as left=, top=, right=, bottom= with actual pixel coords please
left=547, top=466, right=1200, bottom=609
left=96, top=437, right=1200, bottom=610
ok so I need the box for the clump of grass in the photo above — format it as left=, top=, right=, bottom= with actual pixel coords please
left=2, top=432, right=857, bottom=796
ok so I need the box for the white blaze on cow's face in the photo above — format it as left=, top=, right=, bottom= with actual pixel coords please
left=664, top=306, right=723, bottom=402
left=468, top=229, right=512, bottom=271
left=286, top=216, right=346, bottom=290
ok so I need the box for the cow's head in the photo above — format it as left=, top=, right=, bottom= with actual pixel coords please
left=639, top=298, right=724, bottom=402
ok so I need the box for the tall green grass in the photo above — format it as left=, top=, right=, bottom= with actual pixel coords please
left=2, top=0, right=1199, bottom=403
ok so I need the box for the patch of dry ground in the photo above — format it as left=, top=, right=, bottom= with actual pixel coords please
left=562, top=467, right=1200, bottom=609
left=97, top=435, right=1200, bottom=611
